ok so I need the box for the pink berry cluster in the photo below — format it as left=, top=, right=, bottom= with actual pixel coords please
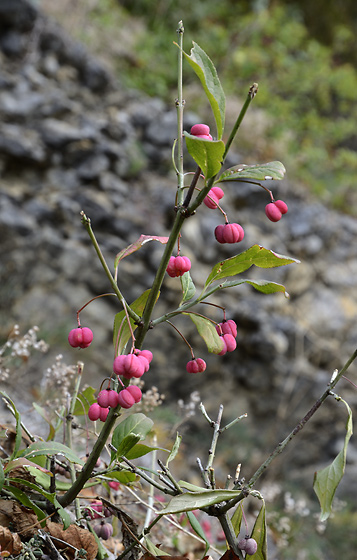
left=88, top=384, right=143, bottom=422
left=265, top=199, right=288, bottom=222
left=167, top=255, right=192, bottom=277
left=186, top=357, right=206, bottom=374
left=68, top=326, right=93, bottom=348
left=113, top=349, right=153, bottom=379
left=216, top=319, right=237, bottom=356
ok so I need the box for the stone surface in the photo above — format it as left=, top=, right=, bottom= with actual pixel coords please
left=0, top=0, right=356, bottom=508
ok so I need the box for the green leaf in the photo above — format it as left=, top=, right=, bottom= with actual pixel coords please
left=160, top=489, right=243, bottom=514
left=217, top=161, right=286, bottom=183
left=144, top=537, right=171, bottom=556
left=182, top=41, right=225, bottom=139
left=101, top=470, right=137, bottom=485
left=0, top=392, right=22, bottom=460
left=166, top=433, right=182, bottom=467
left=184, top=134, right=225, bottom=179
left=112, top=413, right=154, bottom=452
left=204, top=245, right=300, bottom=288
left=313, top=398, right=353, bottom=521
left=111, top=433, right=141, bottom=463
left=114, top=234, right=169, bottom=270
left=214, top=278, right=289, bottom=296
left=185, top=313, right=224, bottom=354
left=17, top=441, right=84, bottom=465
left=180, top=271, right=196, bottom=304
left=126, top=443, right=167, bottom=460
left=187, top=511, right=210, bottom=555
left=32, top=403, right=55, bottom=441
left=113, top=290, right=158, bottom=355
left=72, top=386, right=97, bottom=416
left=179, top=480, right=207, bottom=492
left=246, top=500, right=267, bottom=560
left=231, top=502, right=244, bottom=537
left=6, top=476, right=71, bottom=527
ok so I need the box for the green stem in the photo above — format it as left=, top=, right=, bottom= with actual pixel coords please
left=216, top=512, right=243, bottom=558
left=134, top=209, right=186, bottom=348
left=58, top=405, right=121, bottom=507
left=80, top=211, right=140, bottom=323
left=176, top=20, right=185, bottom=206
left=65, top=362, right=84, bottom=520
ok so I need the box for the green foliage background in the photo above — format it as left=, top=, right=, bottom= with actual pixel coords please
left=64, top=0, right=357, bottom=212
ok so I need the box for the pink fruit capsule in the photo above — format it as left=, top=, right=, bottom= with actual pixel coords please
left=126, top=385, right=142, bottom=403
left=265, top=202, right=282, bottom=222
left=186, top=358, right=207, bottom=374
left=88, top=403, right=101, bottom=421
left=214, top=224, right=226, bottom=244
left=204, top=186, right=224, bottom=209
left=222, top=333, right=237, bottom=352
left=190, top=124, right=210, bottom=136
left=221, top=319, right=238, bottom=338
left=97, top=390, right=110, bottom=408
left=117, top=389, right=135, bottom=409
left=68, top=327, right=93, bottom=348
left=274, top=199, right=288, bottom=214
left=99, top=407, right=109, bottom=422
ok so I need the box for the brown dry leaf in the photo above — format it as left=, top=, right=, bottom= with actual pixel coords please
left=0, top=424, right=33, bottom=458
left=47, top=521, right=98, bottom=560
left=219, top=549, right=240, bottom=560
left=0, top=499, right=40, bottom=538
left=0, top=525, right=23, bottom=555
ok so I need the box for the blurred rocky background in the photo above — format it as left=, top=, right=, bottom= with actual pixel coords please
left=1, top=1, right=357, bottom=558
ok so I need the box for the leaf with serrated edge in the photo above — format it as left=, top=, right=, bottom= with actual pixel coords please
left=182, top=42, right=225, bottom=139
left=180, top=271, right=196, bottom=305
left=185, top=313, right=224, bottom=354
left=246, top=500, right=267, bottom=560
left=217, top=161, right=286, bottom=183
left=205, top=245, right=300, bottom=288
left=185, top=134, right=225, bottom=179
left=313, top=399, right=353, bottom=521
left=160, top=489, right=243, bottom=514
left=114, top=235, right=169, bottom=269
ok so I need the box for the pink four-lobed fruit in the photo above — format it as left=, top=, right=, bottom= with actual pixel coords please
left=238, top=537, right=258, bottom=555
left=204, top=186, right=224, bottom=209
left=166, top=255, right=192, bottom=277
left=113, top=353, right=146, bottom=379
left=97, top=389, right=120, bottom=408
left=215, top=223, right=244, bottom=244
left=186, top=358, right=207, bottom=374
left=126, top=385, right=142, bottom=403
left=68, top=327, right=93, bottom=348
left=265, top=199, right=288, bottom=222
left=190, top=123, right=213, bottom=140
